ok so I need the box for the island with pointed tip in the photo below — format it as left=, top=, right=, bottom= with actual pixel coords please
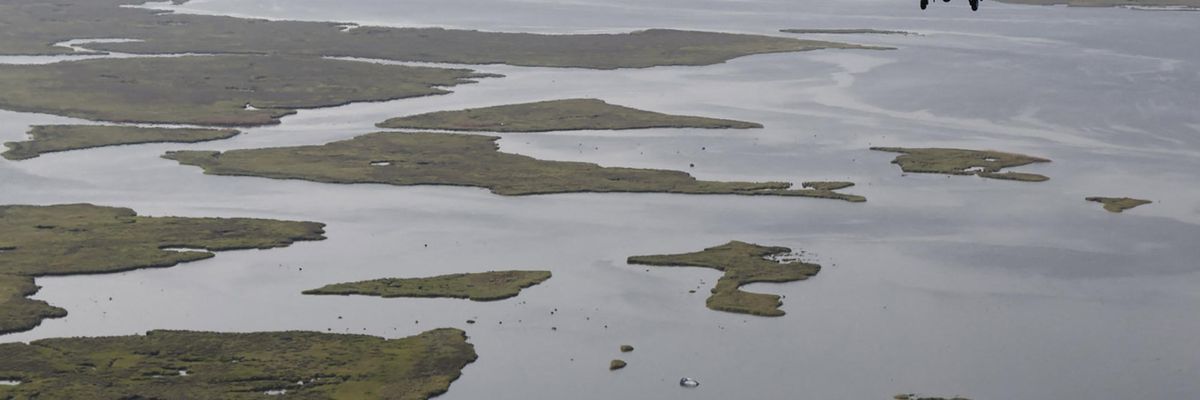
left=871, top=147, right=1050, bottom=182
left=163, top=131, right=867, bottom=201
left=0, top=0, right=884, bottom=69
left=304, top=270, right=552, bottom=301
left=0, top=204, right=325, bottom=334
left=0, top=55, right=491, bottom=126
left=894, top=395, right=972, bottom=400
left=3, top=125, right=239, bottom=160
left=782, top=29, right=914, bottom=35
left=0, top=0, right=888, bottom=129
left=627, top=241, right=820, bottom=316
left=377, top=99, right=762, bottom=132
left=0, top=328, right=476, bottom=400
left=1086, top=196, right=1151, bottom=213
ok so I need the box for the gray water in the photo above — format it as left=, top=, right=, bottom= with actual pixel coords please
left=1, top=0, right=1198, bottom=399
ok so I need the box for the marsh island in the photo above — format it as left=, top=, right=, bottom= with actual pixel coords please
left=3, top=125, right=239, bottom=160
left=894, top=395, right=972, bottom=400
left=164, top=132, right=867, bottom=201
left=627, top=241, right=821, bottom=316
left=0, top=204, right=325, bottom=334
left=0, top=0, right=880, bottom=69
left=782, top=29, right=913, bottom=35
left=305, top=270, right=552, bottom=301
left=1086, top=197, right=1152, bottom=213
left=871, top=147, right=1051, bottom=182
left=0, top=55, right=489, bottom=126
left=0, top=328, right=476, bottom=399
left=377, top=99, right=762, bottom=132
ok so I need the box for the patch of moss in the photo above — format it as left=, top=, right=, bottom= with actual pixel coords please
left=0, top=55, right=488, bottom=126
left=377, top=99, right=761, bottom=132
left=782, top=29, right=913, bottom=35
left=1086, top=197, right=1151, bottom=213
left=0, top=1, right=884, bottom=69
left=304, top=270, right=552, bottom=302
left=0, top=328, right=476, bottom=400
left=609, top=360, right=627, bottom=370
left=3, top=125, right=239, bottom=160
left=871, top=147, right=1051, bottom=182
left=627, top=241, right=820, bottom=317
left=0, top=204, right=325, bottom=334
left=163, top=132, right=867, bottom=201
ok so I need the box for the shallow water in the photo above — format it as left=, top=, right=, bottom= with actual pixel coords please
left=2, top=1, right=1199, bottom=399
left=0, top=38, right=218, bottom=65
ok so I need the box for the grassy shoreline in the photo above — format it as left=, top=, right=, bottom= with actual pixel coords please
left=3, top=125, right=239, bottom=160
left=165, top=131, right=867, bottom=201
left=378, top=99, right=762, bottom=132
left=871, top=147, right=1051, bottom=182
left=628, top=241, right=821, bottom=316
left=0, top=204, right=325, bottom=334
left=0, top=328, right=477, bottom=399
left=305, top=270, right=553, bottom=301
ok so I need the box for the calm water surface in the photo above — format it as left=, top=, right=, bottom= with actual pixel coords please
left=1, top=0, right=1198, bottom=399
